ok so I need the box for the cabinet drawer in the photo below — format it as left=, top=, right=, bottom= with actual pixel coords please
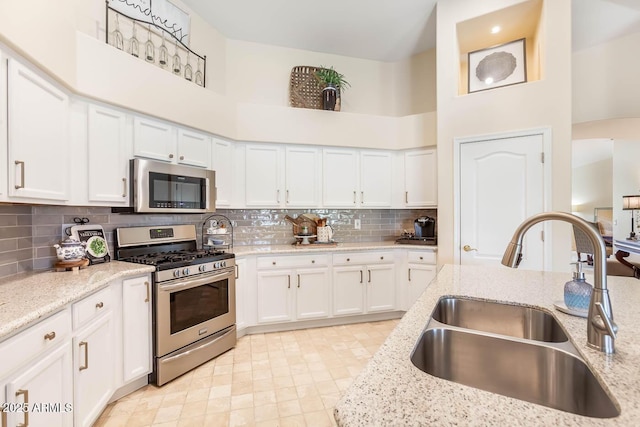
left=72, top=287, right=113, bottom=330
left=0, top=309, right=71, bottom=379
left=257, top=254, right=329, bottom=269
left=333, top=251, right=394, bottom=266
left=407, top=251, right=437, bottom=264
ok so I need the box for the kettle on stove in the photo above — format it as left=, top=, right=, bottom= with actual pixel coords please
left=414, top=216, right=436, bottom=238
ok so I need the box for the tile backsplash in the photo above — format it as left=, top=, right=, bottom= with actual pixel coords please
left=0, top=204, right=436, bottom=279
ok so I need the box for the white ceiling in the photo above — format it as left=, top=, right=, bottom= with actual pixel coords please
left=181, top=0, right=640, bottom=61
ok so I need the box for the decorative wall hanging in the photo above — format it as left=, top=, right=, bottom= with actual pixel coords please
left=289, top=65, right=348, bottom=111
left=105, top=0, right=206, bottom=87
left=468, top=38, right=526, bottom=93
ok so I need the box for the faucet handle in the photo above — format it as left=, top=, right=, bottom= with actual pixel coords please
left=593, top=302, right=618, bottom=338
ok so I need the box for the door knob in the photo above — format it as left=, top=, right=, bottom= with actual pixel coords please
left=463, top=245, right=478, bottom=252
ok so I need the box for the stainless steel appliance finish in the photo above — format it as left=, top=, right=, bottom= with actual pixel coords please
left=501, top=212, right=618, bottom=353
left=414, top=216, right=436, bottom=238
left=116, top=224, right=236, bottom=386
left=431, top=297, right=568, bottom=342
left=126, top=158, right=216, bottom=213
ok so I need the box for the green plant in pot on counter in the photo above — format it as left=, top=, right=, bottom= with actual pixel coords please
left=314, top=66, right=350, bottom=111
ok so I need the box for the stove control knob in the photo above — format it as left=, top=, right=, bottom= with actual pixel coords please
left=213, top=262, right=220, bottom=269
left=173, top=270, right=181, bottom=278
left=199, top=265, right=207, bottom=272
left=220, top=261, right=226, bottom=268
left=182, top=268, right=190, bottom=276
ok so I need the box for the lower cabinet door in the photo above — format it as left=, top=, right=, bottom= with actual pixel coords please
left=333, top=265, right=366, bottom=316
left=73, top=313, right=115, bottom=427
left=407, top=264, right=437, bottom=309
left=6, top=343, right=73, bottom=427
left=257, top=270, right=294, bottom=323
left=366, top=264, right=396, bottom=312
left=122, top=275, right=152, bottom=383
left=295, top=268, right=330, bottom=320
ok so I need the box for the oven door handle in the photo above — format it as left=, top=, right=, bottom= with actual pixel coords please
left=159, top=269, right=234, bottom=292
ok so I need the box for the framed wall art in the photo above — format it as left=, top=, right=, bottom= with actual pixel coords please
left=468, top=38, right=527, bottom=93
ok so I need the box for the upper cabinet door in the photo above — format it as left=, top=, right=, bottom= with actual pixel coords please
left=177, top=128, right=211, bottom=169
left=245, top=144, right=282, bottom=207
left=212, top=138, right=233, bottom=207
left=360, top=150, right=392, bottom=207
left=285, top=146, right=321, bottom=207
left=7, top=59, right=70, bottom=201
left=87, top=104, right=130, bottom=205
left=323, top=148, right=358, bottom=207
left=404, top=149, right=437, bottom=207
left=133, top=116, right=176, bottom=163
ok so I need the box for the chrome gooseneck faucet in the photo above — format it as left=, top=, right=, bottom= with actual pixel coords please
left=501, top=211, right=617, bottom=354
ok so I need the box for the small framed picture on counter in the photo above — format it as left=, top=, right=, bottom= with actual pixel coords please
left=70, top=225, right=111, bottom=265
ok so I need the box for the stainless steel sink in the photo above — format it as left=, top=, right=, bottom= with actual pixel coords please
left=411, top=328, right=619, bottom=418
left=431, top=296, right=568, bottom=342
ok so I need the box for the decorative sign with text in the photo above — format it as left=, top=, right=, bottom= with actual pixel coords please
left=70, top=225, right=111, bottom=265
left=108, top=0, right=190, bottom=45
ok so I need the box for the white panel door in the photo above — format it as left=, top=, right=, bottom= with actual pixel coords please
left=404, top=149, right=437, bottom=207
left=459, top=134, right=545, bottom=269
left=323, top=148, right=358, bottom=207
left=87, top=104, right=129, bottom=204
left=212, top=138, right=233, bottom=207
left=285, top=146, right=320, bottom=207
left=245, top=144, right=282, bottom=207
left=121, top=276, right=152, bottom=383
left=366, top=264, right=395, bottom=312
left=360, top=150, right=392, bottom=207
left=133, top=116, right=175, bottom=162
left=177, top=128, right=211, bottom=168
left=406, top=264, right=437, bottom=308
left=256, top=270, right=293, bottom=323
left=295, top=268, right=330, bottom=320
left=332, top=265, right=365, bottom=316
left=0, top=49, right=7, bottom=200
left=7, top=58, right=69, bottom=201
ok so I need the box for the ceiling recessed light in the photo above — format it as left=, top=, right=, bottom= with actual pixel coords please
left=491, top=26, right=501, bottom=34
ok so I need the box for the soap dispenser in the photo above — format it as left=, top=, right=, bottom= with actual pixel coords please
left=564, top=261, right=593, bottom=311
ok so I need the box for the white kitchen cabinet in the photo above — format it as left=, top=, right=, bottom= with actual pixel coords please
left=212, top=138, right=234, bottom=207
left=332, top=252, right=396, bottom=316
left=5, top=343, right=73, bottom=427
left=121, top=275, right=152, bottom=383
left=87, top=104, right=130, bottom=205
left=73, top=312, right=115, bottom=427
left=323, top=148, right=358, bottom=207
left=245, top=144, right=282, bottom=207
left=177, top=128, right=211, bottom=169
left=285, top=146, right=321, bottom=207
left=360, top=150, right=392, bottom=207
left=405, top=250, right=437, bottom=309
left=7, top=58, right=69, bottom=202
left=256, top=255, right=330, bottom=324
left=235, top=258, right=248, bottom=331
left=404, top=148, right=437, bottom=207
left=133, top=116, right=210, bottom=168
left=0, top=48, right=7, bottom=201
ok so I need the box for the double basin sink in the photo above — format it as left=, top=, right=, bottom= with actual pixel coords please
left=410, top=297, right=619, bottom=418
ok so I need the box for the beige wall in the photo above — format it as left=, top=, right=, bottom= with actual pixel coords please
left=436, top=0, right=573, bottom=271
left=572, top=158, right=613, bottom=220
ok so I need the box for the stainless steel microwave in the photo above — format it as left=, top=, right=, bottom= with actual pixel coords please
left=117, top=158, right=216, bottom=214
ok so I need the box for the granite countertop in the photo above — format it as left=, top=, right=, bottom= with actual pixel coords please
left=232, top=241, right=437, bottom=256
left=0, top=261, right=155, bottom=342
left=334, top=264, right=640, bottom=426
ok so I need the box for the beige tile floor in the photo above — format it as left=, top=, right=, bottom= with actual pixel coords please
left=94, top=319, right=399, bottom=427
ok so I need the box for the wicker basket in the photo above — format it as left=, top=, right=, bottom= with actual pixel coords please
left=289, top=65, right=341, bottom=110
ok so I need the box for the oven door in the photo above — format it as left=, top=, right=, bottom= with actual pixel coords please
left=155, top=267, right=235, bottom=357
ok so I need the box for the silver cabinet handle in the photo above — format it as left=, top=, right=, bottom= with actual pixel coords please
left=361, top=191, right=364, bottom=203
left=235, top=264, right=239, bottom=279
left=353, top=191, right=356, bottom=204
left=405, top=191, right=408, bottom=204
left=297, top=274, right=301, bottom=288
left=122, top=178, right=127, bottom=197
left=277, top=189, right=280, bottom=204
left=360, top=270, right=363, bottom=284
left=14, top=160, right=25, bottom=189
left=44, top=331, right=56, bottom=341
left=144, top=281, right=150, bottom=302
left=287, top=275, right=291, bottom=289
left=79, top=341, right=89, bottom=371
left=286, top=190, right=289, bottom=204
left=408, top=268, right=412, bottom=282
left=169, top=153, right=174, bottom=159
left=15, top=389, right=28, bottom=427
left=368, top=270, right=372, bottom=283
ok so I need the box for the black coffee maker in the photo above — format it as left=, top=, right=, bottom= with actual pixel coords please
left=414, top=216, right=436, bottom=238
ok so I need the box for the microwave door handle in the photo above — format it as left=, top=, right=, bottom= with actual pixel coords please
left=160, top=269, right=234, bottom=292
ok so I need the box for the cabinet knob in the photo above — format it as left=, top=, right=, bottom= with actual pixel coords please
left=180, top=155, right=185, bottom=160
left=169, top=153, right=174, bottom=159
left=420, top=256, right=423, bottom=260
left=272, top=261, right=276, bottom=265
left=311, top=260, right=315, bottom=264
left=346, top=258, right=350, bottom=262
left=44, top=331, right=56, bottom=341
left=95, top=302, right=104, bottom=309
left=380, top=256, right=384, bottom=260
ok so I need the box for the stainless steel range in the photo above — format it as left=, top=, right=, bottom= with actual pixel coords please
left=115, top=224, right=236, bottom=386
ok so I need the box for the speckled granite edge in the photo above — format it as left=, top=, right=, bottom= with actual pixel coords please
left=334, top=264, right=640, bottom=426
left=232, top=242, right=437, bottom=256
left=0, top=261, right=155, bottom=341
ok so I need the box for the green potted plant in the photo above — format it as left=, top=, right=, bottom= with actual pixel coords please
left=314, top=66, right=350, bottom=111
